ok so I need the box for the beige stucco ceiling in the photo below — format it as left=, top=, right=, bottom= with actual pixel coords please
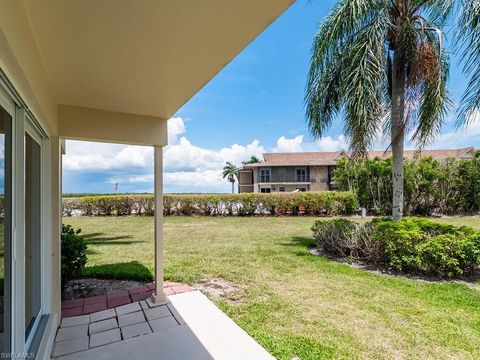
left=23, top=0, right=294, bottom=119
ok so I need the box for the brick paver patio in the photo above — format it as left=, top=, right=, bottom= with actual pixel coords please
left=61, top=282, right=193, bottom=318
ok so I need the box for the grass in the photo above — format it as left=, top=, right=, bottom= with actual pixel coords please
left=64, top=215, right=480, bottom=360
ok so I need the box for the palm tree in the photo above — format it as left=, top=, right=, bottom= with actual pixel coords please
left=306, top=0, right=454, bottom=220
left=223, top=162, right=238, bottom=194
left=457, top=0, right=480, bottom=126
left=242, top=155, right=260, bottom=165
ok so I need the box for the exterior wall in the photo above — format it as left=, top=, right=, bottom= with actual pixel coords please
left=58, top=105, right=168, bottom=146
left=238, top=170, right=253, bottom=185
left=309, top=166, right=329, bottom=191
left=239, top=185, right=254, bottom=193
left=0, top=0, right=58, bottom=134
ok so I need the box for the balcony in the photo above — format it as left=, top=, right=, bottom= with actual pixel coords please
left=258, top=175, right=311, bottom=183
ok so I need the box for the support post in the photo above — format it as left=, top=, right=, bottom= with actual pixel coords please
left=149, top=145, right=168, bottom=304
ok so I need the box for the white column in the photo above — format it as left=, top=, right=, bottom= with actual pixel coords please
left=150, top=145, right=168, bottom=304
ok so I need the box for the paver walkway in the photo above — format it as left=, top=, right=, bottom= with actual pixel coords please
left=53, top=297, right=186, bottom=357
left=61, top=282, right=192, bottom=318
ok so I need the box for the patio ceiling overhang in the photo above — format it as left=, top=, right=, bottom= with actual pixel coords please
left=13, top=0, right=294, bottom=145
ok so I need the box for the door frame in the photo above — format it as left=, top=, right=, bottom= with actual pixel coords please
left=0, top=84, right=14, bottom=354
left=23, top=115, right=51, bottom=352
left=0, top=76, right=52, bottom=353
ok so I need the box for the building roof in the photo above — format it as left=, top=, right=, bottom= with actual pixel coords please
left=243, top=147, right=476, bottom=168
left=245, top=151, right=349, bottom=167
left=359, top=147, right=476, bottom=160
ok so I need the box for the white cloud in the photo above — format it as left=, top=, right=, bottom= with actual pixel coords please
left=64, top=117, right=265, bottom=193
left=430, top=111, right=480, bottom=149
left=273, top=135, right=304, bottom=152
left=63, top=113, right=479, bottom=193
left=167, top=117, right=186, bottom=145
left=315, top=135, right=348, bottom=151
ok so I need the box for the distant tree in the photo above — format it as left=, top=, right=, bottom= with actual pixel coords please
left=242, top=155, right=260, bottom=165
left=223, top=162, right=238, bottom=194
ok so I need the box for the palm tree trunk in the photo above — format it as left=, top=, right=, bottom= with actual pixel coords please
left=231, top=181, right=234, bottom=194
left=391, top=50, right=405, bottom=221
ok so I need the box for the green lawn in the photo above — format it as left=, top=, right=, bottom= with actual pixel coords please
left=64, top=215, right=480, bottom=360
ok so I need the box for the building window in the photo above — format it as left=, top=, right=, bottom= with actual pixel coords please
left=279, top=187, right=285, bottom=192
left=260, top=188, right=271, bottom=193
left=260, top=168, right=271, bottom=182
left=296, top=187, right=307, bottom=192
left=296, top=168, right=307, bottom=182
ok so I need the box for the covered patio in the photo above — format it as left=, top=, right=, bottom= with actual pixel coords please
left=0, top=1, right=294, bottom=358
left=53, top=291, right=273, bottom=360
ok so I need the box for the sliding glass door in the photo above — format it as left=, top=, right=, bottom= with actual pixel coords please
left=0, top=101, right=12, bottom=353
left=24, top=131, right=42, bottom=341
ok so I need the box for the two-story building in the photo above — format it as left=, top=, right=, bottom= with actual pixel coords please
left=238, top=147, right=477, bottom=193
left=238, top=151, right=349, bottom=193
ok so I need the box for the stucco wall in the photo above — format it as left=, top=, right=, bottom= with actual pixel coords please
left=310, top=166, right=329, bottom=191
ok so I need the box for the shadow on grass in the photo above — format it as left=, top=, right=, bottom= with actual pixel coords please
left=82, top=232, right=136, bottom=245
left=83, top=261, right=153, bottom=282
left=280, top=236, right=316, bottom=248
left=278, top=236, right=317, bottom=258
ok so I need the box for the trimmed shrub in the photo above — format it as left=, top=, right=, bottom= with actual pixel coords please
left=62, top=191, right=358, bottom=217
left=311, top=217, right=480, bottom=278
left=61, top=224, right=87, bottom=285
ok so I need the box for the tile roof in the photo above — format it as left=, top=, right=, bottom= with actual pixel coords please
left=359, top=147, right=475, bottom=161
left=243, top=147, right=475, bottom=167
left=245, top=151, right=348, bottom=167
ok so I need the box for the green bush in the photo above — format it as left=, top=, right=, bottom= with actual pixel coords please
left=372, top=217, right=480, bottom=277
left=311, top=217, right=480, bottom=278
left=62, top=191, right=358, bottom=217
left=61, top=224, right=87, bottom=285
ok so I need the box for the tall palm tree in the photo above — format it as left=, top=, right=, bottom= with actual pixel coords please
left=457, top=0, right=480, bottom=126
left=223, top=162, right=238, bottom=194
left=306, top=0, right=454, bottom=220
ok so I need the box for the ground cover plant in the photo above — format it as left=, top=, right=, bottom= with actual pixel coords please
left=63, top=215, right=480, bottom=360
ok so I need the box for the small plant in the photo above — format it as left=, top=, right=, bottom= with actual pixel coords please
left=61, top=224, right=87, bottom=285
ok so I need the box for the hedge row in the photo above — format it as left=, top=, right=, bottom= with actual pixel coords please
left=62, top=192, right=358, bottom=217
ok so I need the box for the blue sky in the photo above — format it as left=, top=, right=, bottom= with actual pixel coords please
left=63, top=0, right=479, bottom=194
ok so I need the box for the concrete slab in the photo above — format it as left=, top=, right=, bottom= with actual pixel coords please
left=143, top=305, right=170, bottom=321
left=90, top=309, right=116, bottom=323
left=52, top=337, right=89, bottom=357
left=115, top=302, right=141, bottom=316
left=55, top=325, right=88, bottom=342
left=54, top=292, right=273, bottom=360
left=148, top=316, right=178, bottom=332
left=169, top=291, right=274, bottom=360
left=118, top=311, right=145, bottom=328
left=61, top=315, right=90, bottom=328
left=55, top=325, right=212, bottom=360
left=89, top=328, right=121, bottom=348
left=121, top=322, right=151, bottom=340
left=89, top=318, right=118, bottom=335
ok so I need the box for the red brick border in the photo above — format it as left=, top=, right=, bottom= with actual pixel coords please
left=61, top=282, right=192, bottom=318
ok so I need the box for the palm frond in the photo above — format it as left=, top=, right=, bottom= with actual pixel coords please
left=457, top=0, right=480, bottom=128
left=342, top=15, right=390, bottom=154
left=412, top=47, right=452, bottom=148
left=306, top=0, right=389, bottom=145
